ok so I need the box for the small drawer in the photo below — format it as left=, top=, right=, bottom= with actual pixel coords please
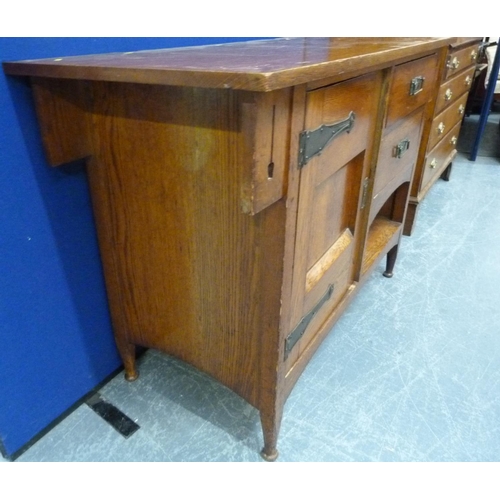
left=386, top=54, right=439, bottom=128
left=427, top=93, right=468, bottom=151
left=435, top=66, right=475, bottom=115
left=421, top=121, right=462, bottom=190
left=373, top=109, right=423, bottom=201
left=443, top=43, right=481, bottom=80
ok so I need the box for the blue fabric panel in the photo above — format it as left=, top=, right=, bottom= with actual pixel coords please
left=0, top=37, right=274, bottom=457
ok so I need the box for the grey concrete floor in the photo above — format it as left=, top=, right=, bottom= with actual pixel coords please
left=7, top=151, right=500, bottom=462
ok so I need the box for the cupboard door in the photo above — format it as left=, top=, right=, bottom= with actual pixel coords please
left=285, top=72, right=382, bottom=369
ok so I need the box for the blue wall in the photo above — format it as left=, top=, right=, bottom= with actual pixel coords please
left=0, top=37, right=273, bottom=458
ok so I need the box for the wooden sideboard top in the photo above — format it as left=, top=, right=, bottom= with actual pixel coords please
left=3, top=37, right=454, bottom=92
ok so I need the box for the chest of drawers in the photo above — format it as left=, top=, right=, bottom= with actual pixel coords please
left=404, top=37, right=482, bottom=235
left=3, top=37, right=452, bottom=460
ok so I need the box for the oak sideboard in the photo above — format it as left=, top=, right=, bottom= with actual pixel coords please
left=3, top=37, right=453, bottom=460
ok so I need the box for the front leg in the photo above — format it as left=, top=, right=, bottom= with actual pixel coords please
left=440, top=162, right=452, bottom=182
left=383, top=245, right=398, bottom=278
left=115, top=337, right=139, bottom=381
left=259, top=405, right=283, bottom=461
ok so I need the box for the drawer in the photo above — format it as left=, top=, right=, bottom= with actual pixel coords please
left=443, top=43, right=480, bottom=80
left=428, top=93, right=468, bottom=151
left=386, top=54, right=439, bottom=128
left=421, top=121, right=462, bottom=190
left=435, top=66, right=475, bottom=115
left=373, top=109, right=423, bottom=201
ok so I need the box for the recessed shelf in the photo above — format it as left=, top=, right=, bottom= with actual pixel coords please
left=361, top=216, right=401, bottom=274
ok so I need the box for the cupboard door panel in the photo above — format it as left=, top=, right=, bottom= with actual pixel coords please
left=286, top=72, right=382, bottom=368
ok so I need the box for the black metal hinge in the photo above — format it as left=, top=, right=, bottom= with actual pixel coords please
left=285, top=284, right=334, bottom=359
left=298, top=111, right=355, bottom=168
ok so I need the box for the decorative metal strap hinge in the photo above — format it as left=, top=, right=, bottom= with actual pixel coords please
left=298, top=111, right=356, bottom=168
left=284, top=284, right=334, bottom=359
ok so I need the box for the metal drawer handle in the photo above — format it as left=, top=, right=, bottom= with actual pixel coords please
left=393, top=139, right=410, bottom=159
left=450, top=136, right=458, bottom=145
left=458, top=104, right=465, bottom=115
left=430, top=158, right=437, bottom=169
left=471, top=50, right=478, bottom=62
left=445, top=88, right=453, bottom=101
left=465, top=75, right=472, bottom=87
left=437, top=122, right=446, bottom=135
left=409, top=76, right=425, bottom=96
left=447, top=56, right=460, bottom=70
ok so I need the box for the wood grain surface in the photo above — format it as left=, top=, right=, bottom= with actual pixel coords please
left=4, top=38, right=453, bottom=92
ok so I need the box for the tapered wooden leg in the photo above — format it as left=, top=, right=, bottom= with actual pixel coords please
left=260, top=407, right=283, bottom=461
left=116, top=338, right=139, bottom=382
left=440, top=162, right=452, bottom=182
left=383, top=245, right=398, bottom=278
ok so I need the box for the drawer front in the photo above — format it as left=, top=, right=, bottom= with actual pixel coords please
left=421, top=121, right=461, bottom=189
left=435, top=66, right=475, bottom=115
left=428, top=92, right=468, bottom=151
left=386, top=54, right=439, bottom=128
left=444, top=43, right=480, bottom=80
left=373, top=109, right=423, bottom=201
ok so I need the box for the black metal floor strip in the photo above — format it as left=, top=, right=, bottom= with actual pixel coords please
left=86, top=393, right=139, bottom=439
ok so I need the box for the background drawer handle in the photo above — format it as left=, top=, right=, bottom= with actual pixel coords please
left=393, top=138, right=410, bottom=158
left=458, top=104, right=465, bottom=115
left=445, top=88, right=453, bottom=101
left=430, top=158, right=437, bottom=169
left=450, top=136, right=458, bottom=145
left=409, top=76, right=425, bottom=95
left=471, top=50, right=478, bottom=62
left=447, top=56, right=460, bottom=70
left=437, top=122, right=446, bottom=135
left=465, top=75, right=472, bottom=87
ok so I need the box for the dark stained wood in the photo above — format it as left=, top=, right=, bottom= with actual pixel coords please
left=4, top=38, right=455, bottom=460
left=4, top=38, right=452, bottom=92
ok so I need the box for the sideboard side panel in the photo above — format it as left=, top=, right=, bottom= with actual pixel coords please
left=85, top=82, right=289, bottom=407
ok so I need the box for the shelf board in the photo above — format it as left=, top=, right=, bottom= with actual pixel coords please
left=361, top=216, right=401, bottom=275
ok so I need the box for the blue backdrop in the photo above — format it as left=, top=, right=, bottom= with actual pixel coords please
left=0, top=37, right=273, bottom=458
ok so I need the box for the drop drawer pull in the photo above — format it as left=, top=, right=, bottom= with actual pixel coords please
left=447, top=56, right=460, bottom=70
left=465, top=75, right=472, bottom=87
left=458, top=104, right=465, bottom=115
left=450, top=136, right=458, bottom=145
left=445, top=88, right=453, bottom=101
left=471, top=50, right=478, bottom=62
left=437, top=122, right=446, bottom=135
left=409, top=76, right=425, bottom=96
left=430, top=158, right=437, bottom=169
left=393, top=139, right=410, bottom=158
